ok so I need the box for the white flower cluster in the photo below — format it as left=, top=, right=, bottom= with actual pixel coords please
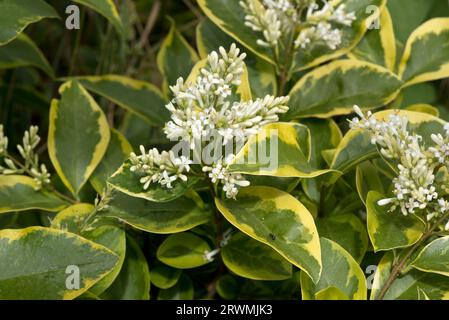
left=0, top=125, right=50, bottom=190
left=129, top=146, right=192, bottom=190
left=349, top=106, right=449, bottom=230
left=130, top=44, right=289, bottom=198
left=240, top=0, right=356, bottom=50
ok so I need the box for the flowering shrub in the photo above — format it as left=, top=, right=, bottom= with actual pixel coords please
left=1, top=0, right=449, bottom=301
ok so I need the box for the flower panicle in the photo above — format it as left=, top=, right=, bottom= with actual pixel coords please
left=349, top=105, right=449, bottom=230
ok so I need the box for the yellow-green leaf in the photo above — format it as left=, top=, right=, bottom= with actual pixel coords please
left=0, top=175, right=68, bottom=214
left=229, top=122, right=338, bottom=179
left=0, top=226, right=118, bottom=300
left=49, top=81, right=110, bottom=196
left=0, top=33, right=53, bottom=77
left=51, top=203, right=95, bottom=232
left=399, top=18, right=449, bottom=86
left=0, top=0, right=58, bottom=46
left=157, top=233, right=211, bottom=269
left=348, top=8, right=396, bottom=71
left=100, top=235, right=150, bottom=300
left=157, top=18, right=199, bottom=96
left=99, top=190, right=211, bottom=234
left=73, top=0, right=123, bottom=35
left=285, top=60, right=403, bottom=119
left=90, top=129, right=133, bottom=194
left=108, top=160, right=199, bottom=203
left=367, top=191, right=425, bottom=252
left=65, top=75, right=169, bottom=126
left=315, top=287, right=349, bottom=300
left=215, top=186, right=322, bottom=283
left=150, top=264, right=181, bottom=289
left=300, top=238, right=367, bottom=300
left=221, top=232, right=292, bottom=281
left=412, top=236, right=449, bottom=277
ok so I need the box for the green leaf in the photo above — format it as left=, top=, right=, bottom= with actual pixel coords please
left=196, top=18, right=276, bottom=97
left=0, top=0, right=58, bottom=46
left=284, top=60, right=403, bottom=119
left=331, top=109, right=447, bottom=172
left=229, top=122, right=338, bottom=179
left=215, top=186, right=322, bottom=283
left=49, top=81, right=110, bottom=196
left=0, top=33, right=53, bottom=77
left=73, top=0, right=123, bottom=35
left=300, top=238, right=367, bottom=300
left=367, top=191, right=425, bottom=252
left=0, top=226, right=118, bottom=300
left=292, top=0, right=387, bottom=72
left=100, top=236, right=150, bottom=300
left=99, top=190, right=211, bottom=234
left=197, top=0, right=275, bottom=64
left=371, top=252, right=449, bottom=300
left=158, top=274, right=194, bottom=300
left=0, top=175, right=68, bottom=214
left=157, top=18, right=199, bottom=96
left=315, top=287, right=349, bottom=300
left=150, top=264, right=182, bottom=289
left=221, top=232, right=292, bottom=281
left=412, top=236, right=449, bottom=277
left=399, top=18, right=449, bottom=86
left=108, top=160, right=199, bottom=203
left=66, top=75, right=169, bottom=126
left=82, top=225, right=126, bottom=296
left=355, top=160, right=387, bottom=205
left=216, top=275, right=239, bottom=300
left=405, top=104, right=440, bottom=117
left=316, top=214, right=368, bottom=263
left=349, top=8, right=396, bottom=71
left=157, top=233, right=211, bottom=269
left=90, top=129, right=133, bottom=194
left=51, top=203, right=95, bottom=232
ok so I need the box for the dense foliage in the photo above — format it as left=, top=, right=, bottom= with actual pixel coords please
left=1, top=0, right=449, bottom=300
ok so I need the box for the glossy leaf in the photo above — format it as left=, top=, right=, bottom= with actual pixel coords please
left=90, top=129, right=133, bottom=194
left=0, top=0, right=58, bottom=46
left=100, top=236, right=150, bottom=300
left=221, top=232, right=292, bottom=280
left=49, top=81, right=110, bottom=196
left=367, top=191, right=425, bottom=252
left=316, top=214, right=368, bottom=263
left=0, top=175, right=68, bottom=214
left=51, top=203, right=95, bottom=232
left=215, top=186, right=322, bottom=283
left=66, top=75, right=169, bottom=126
left=158, top=274, right=193, bottom=300
left=157, top=233, right=211, bottom=269
left=300, top=238, right=367, bottom=300
left=73, top=0, right=123, bottom=35
left=349, top=8, right=396, bottom=71
left=399, top=18, right=449, bottom=86
left=0, top=33, right=53, bottom=77
left=158, top=19, right=199, bottom=96
left=0, top=226, right=118, bottom=299
left=108, top=160, right=199, bottom=203
left=150, top=264, right=182, bottom=289
left=99, top=190, right=211, bottom=234
left=412, top=236, right=449, bottom=277
left=315, top=287, right=349, bottom=300
left=229, top=122, right=338, bottom=179
left=285, top=60, right=403, bottom=119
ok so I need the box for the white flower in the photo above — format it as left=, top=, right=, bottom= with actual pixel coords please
left=131, top=45, right=289, bottom=198
left=0, top=125, right=8, bottom=156
left=240, top=0, right=356, bottom=50
left=349, top=105, right=449, bottom=227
